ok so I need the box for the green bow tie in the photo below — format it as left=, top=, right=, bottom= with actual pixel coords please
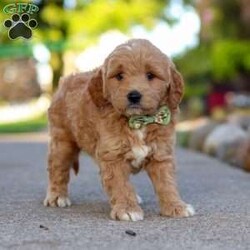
left=128, top=106, right=171, bottom=129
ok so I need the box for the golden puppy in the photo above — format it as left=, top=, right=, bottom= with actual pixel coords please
left=44, top=39, right=194, bottom=221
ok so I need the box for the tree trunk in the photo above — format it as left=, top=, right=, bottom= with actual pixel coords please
left=51, top=51, right=64, bottom=91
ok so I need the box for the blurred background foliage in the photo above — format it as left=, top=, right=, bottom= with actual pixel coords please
left=175, top=0, right=250, bottom=98
left=0, top=0, right=249, bottom=132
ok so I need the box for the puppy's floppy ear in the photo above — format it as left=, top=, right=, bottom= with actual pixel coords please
left=166, top=64, right=184, bottom=110
left=88, top=68, right=108, bottom=108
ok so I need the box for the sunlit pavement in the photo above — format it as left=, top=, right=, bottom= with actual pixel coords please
left=0, top=136, right=250, bottom=250
left=0, top=131, right=48, bottom=142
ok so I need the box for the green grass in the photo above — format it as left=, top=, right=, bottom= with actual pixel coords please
left=0, top=115, right=47, bottom=133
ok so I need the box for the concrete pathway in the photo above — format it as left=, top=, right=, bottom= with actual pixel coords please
left=0, top=137, right=250, bottom=250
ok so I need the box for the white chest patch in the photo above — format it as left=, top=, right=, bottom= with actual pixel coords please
left=131, top=145, right=150, bottom=168
left=131, top=129, right=150, bottom=168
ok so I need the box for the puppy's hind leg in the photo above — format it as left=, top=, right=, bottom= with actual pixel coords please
left=44, top=137, right=79, bottom=208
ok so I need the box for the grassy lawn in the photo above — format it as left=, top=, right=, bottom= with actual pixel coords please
left=0, top=115, right=47, bottom=133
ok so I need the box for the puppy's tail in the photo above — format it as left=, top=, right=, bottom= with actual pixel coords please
left=72, top=158, right=79, bottom=175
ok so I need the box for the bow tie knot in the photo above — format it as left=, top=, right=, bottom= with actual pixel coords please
left=128, top=106, right=171, bottom=129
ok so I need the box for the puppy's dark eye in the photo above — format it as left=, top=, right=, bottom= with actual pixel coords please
left=146, top=72, right=155, bottom=81
left=115, top=73, right=124, bottom=81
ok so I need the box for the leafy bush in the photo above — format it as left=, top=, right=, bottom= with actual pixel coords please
left=174, top=39, right=250, bottom=98
left=211, top=40, right=250, bottom=80
left=174, top=45, right=211, bottom=98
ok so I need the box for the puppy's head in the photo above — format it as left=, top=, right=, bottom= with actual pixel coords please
left=89, top=39, right=184, bottom=116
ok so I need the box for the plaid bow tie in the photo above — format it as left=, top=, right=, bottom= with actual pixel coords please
left=128, top=106, right=171, bottom=129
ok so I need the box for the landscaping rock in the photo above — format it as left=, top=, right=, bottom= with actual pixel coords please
left=228, top=113, right=250, bottom=130
left=241, top=139, right=250, bottom=172
left=203, top=123, right=246, bottom=156
left=188, top=120, right=218, bottom=151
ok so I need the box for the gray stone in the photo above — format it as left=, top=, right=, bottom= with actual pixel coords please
left=203, top=123, right=246, bottom=156
left=188, top=120, right=218, bottom=151
left=228, top=113, right=250, bottom=131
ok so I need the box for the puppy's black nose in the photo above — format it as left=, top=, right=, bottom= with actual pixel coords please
left=127, top=90, right=142, bottom=104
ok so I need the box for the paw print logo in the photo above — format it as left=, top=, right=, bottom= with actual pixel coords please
left=4, top=13, right=37, bottom=40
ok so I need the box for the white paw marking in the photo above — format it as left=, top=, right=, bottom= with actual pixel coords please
left=119, top=213, right=130, bottom=221
left=136, top=194, right=143, bottom=204
left=43, top=195, right=71, bottom=208
left=120, top=212, right=144, bottom=222
left=43, top=198, right=49, bottom=207
left=129, top=211, right=144, bottom=221
left=184, top=204, right=195, bottom=217
left=57, top=197, right=71, bottom=207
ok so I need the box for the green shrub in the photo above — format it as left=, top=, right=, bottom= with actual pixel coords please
left=174, top=39, right=250, bottom=99
left=211, top=40, right=250, bottom=79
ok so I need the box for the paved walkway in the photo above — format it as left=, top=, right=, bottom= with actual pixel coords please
left=0, top=136, right=250, bottom=250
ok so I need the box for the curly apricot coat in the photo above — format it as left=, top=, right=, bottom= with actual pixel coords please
left=44, top=39, right=194, bottom=221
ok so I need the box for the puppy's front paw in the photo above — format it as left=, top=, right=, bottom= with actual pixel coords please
left=110, top=204, right=144, bottom=221
left=161, top=202, right=195, bottom=218
left=43, top=192, right=71, bottom=208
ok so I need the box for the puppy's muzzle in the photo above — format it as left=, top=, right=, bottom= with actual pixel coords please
left=127, top=90, right=142, bottom=104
